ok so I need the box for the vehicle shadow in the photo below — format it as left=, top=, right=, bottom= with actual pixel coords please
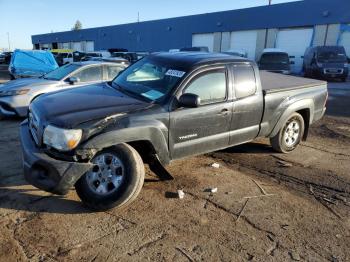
left=0, top=187, right=93, bottom=215
left=220, top=141, right=275, bottom=154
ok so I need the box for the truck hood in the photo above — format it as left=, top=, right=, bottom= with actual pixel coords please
left=32, top=82, right=150, bottom=128
left=0, top=78, right=58, bottom=91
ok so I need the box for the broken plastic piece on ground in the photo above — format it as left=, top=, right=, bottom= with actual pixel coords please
left=211, top=163, right=220, bottom=168
left=177, top=190, right=185, bottom=199
left=205, top=187, right=218, bottom=193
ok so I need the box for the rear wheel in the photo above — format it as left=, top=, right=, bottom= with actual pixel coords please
left=270, top=113, right=305, bottom=153
left=75, top=143, right=145, bottom=211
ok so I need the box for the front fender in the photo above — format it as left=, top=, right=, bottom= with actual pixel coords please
left=81, top=123, right=170, bottom=165
left=269, top=98, right=314, bottom=138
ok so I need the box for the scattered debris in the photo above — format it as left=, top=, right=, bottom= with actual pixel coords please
left=252, top=179, right=268, bottom=195
left=243, top=194, right=276, bottom=199
left=211, top=163, right=220, bottom=168
left=323, top=197, right=337, bottom=205
left=281, top=224, right=289, bottom=230
left=336, top=234, right=342, bottom=239
left=176, top=247, right=195, bottom=262
left=204, top=187, right=218, bottom=193
left=210, top=187, right=218, bottom=193
left=277, top=160, right=293, bottom=167
left=236, top=199, right=249, bottom=222
left=177, top=190, right=185, bottom=199
left=225, top=191, right=234, bottom=195
left=334, top=195, right=347, bottom=203
left=289, top=250, right=301, bottom=261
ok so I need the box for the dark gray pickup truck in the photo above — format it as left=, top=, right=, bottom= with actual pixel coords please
left=20, top=52, right=328, bottom=210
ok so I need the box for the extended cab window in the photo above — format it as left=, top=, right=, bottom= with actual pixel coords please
left=184, top=70, right=227, bottom=104
left=106, top=65, right=124, bottom=80
left=72, top=66, right=103, bottom=82
left=232, top=65, right=256, bottom=99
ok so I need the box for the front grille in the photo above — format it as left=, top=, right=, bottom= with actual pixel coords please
left=29, top=111, right=40, bottom=145
left=324, top=68, right=343, bottom=75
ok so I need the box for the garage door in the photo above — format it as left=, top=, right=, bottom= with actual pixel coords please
left=72, top=42, right=82, bottom=52
left=230, top=30, right=257, bottom=60
left=275, top=28, right=314, bottom=73
left=192, top=33, right=214, bottom=52
left=339, top=31, right=350, bottom=57
left=86, top=41, right=95, bottom=52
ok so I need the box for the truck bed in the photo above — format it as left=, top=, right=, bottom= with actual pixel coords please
left=260, top=71, right=327, bottom=94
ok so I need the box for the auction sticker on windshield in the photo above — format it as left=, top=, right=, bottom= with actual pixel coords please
left=165, top=69, right=186, bottom=78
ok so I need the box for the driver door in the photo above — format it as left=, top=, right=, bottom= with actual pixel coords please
left=169, top=67, right=233, bottom=159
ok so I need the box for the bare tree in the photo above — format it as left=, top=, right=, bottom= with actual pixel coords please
left=72, top=20, right=82, bottom=31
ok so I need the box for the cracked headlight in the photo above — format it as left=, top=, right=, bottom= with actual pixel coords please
left=43, top=125, right=82, bottom=151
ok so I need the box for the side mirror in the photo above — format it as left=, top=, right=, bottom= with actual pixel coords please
left=67, top=77, right=80, bottom=85
left=178, top=93, right=201, bottom=108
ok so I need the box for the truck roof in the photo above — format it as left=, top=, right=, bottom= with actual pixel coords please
left=151, top=52, right=251, bottom=68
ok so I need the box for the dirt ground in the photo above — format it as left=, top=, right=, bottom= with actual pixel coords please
left=0, top=81, right=350, bottom=262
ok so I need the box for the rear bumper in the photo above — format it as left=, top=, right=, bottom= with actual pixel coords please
left=20, top=120, right=92, bottom=195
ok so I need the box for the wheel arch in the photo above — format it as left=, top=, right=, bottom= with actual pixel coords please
left=269, top=99, right=314, bottom=138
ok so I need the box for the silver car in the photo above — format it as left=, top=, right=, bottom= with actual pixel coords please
left=0, top=61, right=127, bottom=118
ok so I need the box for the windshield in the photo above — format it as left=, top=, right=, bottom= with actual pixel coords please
left=42, top=63, right=81, bottom=81
left=111, top=58, right=186, bottom=102
left=260, top=53, right=289, bottom=64
left=317, top=51, right=347, bottom=63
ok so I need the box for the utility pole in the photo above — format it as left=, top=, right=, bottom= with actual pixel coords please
left=7, top=32, right=11, bottom=51
left=269, top=0, right=272, bottom=5
left=137, top=12, right=140, bottom=23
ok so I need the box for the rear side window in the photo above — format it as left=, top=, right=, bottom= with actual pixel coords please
left=184, top=69, right=227, bottom=104
left=72, top=66, right=103, bottom=82
left=232, top=65, right=256, bottom=99
left=106, top=65, right=123, bottom=80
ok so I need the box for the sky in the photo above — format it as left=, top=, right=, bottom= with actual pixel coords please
left=0, top=0, right=299, bottom=50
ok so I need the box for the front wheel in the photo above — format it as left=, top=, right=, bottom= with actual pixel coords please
left=270, top=113, right=305, bottom=153
left=75, top=143, right=145, bottom=211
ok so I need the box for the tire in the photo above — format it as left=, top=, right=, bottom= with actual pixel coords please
left=75, top=143, right=145, bottom=211
left=270, top=112, right=305, bottom=153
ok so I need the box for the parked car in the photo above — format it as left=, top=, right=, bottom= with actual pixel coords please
left=258, top=49, right=293, bottom=74
left=303, top=46, right=349, bottom=81
left=111, top=52, right=140, bottom=63
left=53, top=50, right=86, bottom=66
left=20, top=52, right=327, bottom=210
left=89, top=56, right=130, bottom=65
left=180, top=46, right=209, bottom=52
left=81, top=51, right=111, bottom=61
left=9, top=49, right=58, bottom=79
left=0, top=52, right=13, bottom=64
left=222, top=49, right=248, bottom=58
left=0, top=61, right=127, bottom=118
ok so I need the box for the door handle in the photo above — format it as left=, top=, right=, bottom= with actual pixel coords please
left=218, top=108, right=229, bottom=115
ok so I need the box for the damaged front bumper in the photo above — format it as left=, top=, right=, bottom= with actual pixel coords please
left=20, top=120, right=93, bottom=195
